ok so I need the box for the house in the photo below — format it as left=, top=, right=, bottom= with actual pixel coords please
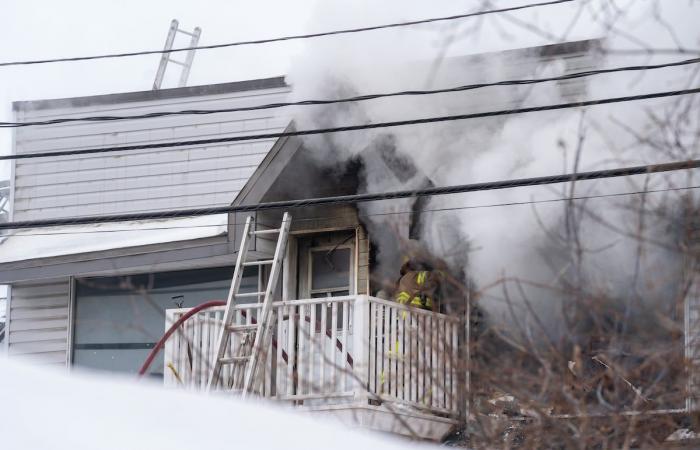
left=0, top=40, right=613, bottom=441
left=0, top=292, right=5, bottom=344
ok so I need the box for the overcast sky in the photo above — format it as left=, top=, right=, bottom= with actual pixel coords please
left=1, top=0, right=698, bottom=180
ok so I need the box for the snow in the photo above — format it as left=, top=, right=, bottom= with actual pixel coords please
left=0, top=357, right=430, bottom=450
left=0, top=215, right=228, bottom=263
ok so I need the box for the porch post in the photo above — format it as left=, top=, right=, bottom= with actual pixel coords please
left=352, top=295, right=370, bottom=402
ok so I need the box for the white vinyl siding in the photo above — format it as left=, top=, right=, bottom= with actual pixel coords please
left=6, top=279, right=71, bottom=365
left=6, top=82, right=290, bottom=366
left=12, top=83, right=291, bottom=221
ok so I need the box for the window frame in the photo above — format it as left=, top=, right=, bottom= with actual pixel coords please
left=306, top=244, right=355, bottom=298
left=69, top=266, right=261, bottom=375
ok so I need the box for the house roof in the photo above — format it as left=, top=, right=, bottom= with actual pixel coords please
left=0, top=215, right=228, bottom=264
left=13, top=76, right=287, bottom=112
left=230, top=121, right=363, bottom=207
left=0, top=214, right=238, bottom=283
left=231, top=123, right=303, bottom=207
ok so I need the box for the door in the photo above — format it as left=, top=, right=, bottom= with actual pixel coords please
left=295, top=232, right=356, bottom=398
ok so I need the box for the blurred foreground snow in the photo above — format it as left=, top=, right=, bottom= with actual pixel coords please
left=0, top=357, right=429, bottom=450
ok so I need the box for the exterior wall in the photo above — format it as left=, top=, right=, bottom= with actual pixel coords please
left=7, top=79, right=291, bottom=365
left=258, top=205, right=369, bottom=296
left=356, top=225, right=370, bottom=296
left=5, top=279, right=71, bottom=365
left=11, top=79, right=290, bottom=221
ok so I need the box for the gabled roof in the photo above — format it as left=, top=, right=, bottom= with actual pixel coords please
left=232, top=123, right=304, bottom=207
left=231, top=122, right=361, bottom=207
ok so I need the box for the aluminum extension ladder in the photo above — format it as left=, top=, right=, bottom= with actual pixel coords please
left=153, top=19, right=202, bottom=90
left=206, top=212, right=291, bottom=398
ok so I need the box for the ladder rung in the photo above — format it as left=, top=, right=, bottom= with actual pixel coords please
left=176, top=29, right=198, bottom=38
left=252, top=229, right=280, bottom=235
left=167, top=59, right=188, bottom=67
left=227, top=324, right=258, bottom=333
left=235, top=291, right=265, bottom=298
left=219, top=356, right=250, bottom=365
left=242, top=260, right=274, bottom=267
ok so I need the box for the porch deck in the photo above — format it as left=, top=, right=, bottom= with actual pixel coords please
left=164, top=295, right=464, bottom=440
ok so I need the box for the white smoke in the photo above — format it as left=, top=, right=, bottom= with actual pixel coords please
left=285, top=0, right=700, bottom=327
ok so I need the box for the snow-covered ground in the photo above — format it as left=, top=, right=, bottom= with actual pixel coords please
left=0, top=357, right=431, bottom=450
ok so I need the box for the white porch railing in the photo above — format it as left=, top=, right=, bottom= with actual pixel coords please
left=164, top=295, right=462, bottom=417
left=367, top=297, right=462, bottom=415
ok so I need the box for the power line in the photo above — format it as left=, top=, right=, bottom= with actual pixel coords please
left=3, top=86, right=699, bottom=162
left=0, top=0, right=575, bottom=68
left=6, top=184, right=700, bottom=237
left=0, top=158, right=697, bottom=231
left=3, top=56, right=698, bottom=128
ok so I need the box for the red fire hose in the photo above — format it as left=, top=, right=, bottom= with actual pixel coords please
left=138, top=300, right=225, bottom=376
left=138, top=300, right=354, bottom=378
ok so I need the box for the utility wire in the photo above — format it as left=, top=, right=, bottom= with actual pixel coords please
left=3, top=57, right=698, bottom=128
left=0, top=158, right=697, bottom=230
left=0, top=0, right=575, bottom=68
left=3, top=86, right=699, bottom=161
left=6, top=184, right=700, bottom=237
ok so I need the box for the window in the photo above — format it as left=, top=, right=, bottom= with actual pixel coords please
left=72, top=266, right=259, bottom=378
left=309, top=247, right=352, bottom=297
left=309, top=247, right=352, bottom=331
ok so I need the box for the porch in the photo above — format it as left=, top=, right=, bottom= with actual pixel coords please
left=164, top=295, right=464, bottom=440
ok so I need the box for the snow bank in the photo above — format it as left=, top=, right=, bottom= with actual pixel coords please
left=0, top=358, right=430, bottom=450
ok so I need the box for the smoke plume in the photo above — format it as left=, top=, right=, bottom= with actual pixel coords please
left=285, top=0, right=700, bottom=330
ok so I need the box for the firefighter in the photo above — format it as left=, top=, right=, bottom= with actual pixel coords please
left=394, top=257, right=442, bottom=311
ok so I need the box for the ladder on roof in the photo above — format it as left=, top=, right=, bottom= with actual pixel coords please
left=206, top=212, right=291, bottom=398
left=153, top=19, right=202, bottom=90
